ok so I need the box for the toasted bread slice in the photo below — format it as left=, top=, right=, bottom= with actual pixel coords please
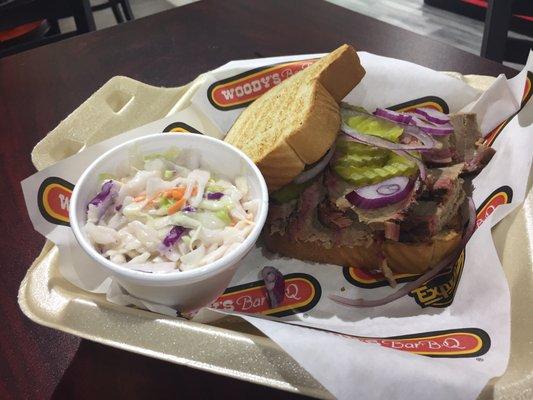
left=225, top=44, right=365, bottom=191
left=299, top=44, right=365, bottom=103
left=264, top=229, right=461, bottom=275
left=228, top=80, right=340, bottom=190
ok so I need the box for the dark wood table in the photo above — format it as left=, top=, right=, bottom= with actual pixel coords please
left=0, top=0, right=516, bottom=398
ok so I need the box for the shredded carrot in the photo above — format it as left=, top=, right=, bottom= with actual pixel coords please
left=167, top=197, right=186, bottom=215
left=171, top=187, right=185, bottom=199
left=144, top=186, right=187, bottom=209
left=191, top=187, right=198, bottom=196
left=133, top=194, right=146, bottom=202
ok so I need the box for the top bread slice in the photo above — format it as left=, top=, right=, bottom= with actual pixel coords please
left=224, top=44, right=365, bottom=191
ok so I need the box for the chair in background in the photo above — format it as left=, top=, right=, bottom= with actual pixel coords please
left=0, top=19, right=52, bottom=52
left=92, top=0, right=134, bottom=24
left=425, top=0, right=532, bottom=64
left=0, top=0, right=134, bottom=59
left=481, top=0, right=533, bottom=64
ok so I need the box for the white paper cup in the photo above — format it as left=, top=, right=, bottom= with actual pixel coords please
left=70, top=133, right=268, bottom=312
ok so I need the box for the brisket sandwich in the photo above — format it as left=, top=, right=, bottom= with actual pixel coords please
left=225, top=45, right=494, bottom=303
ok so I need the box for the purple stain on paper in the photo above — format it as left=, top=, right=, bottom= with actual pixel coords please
left=261, top=266, right=285, bottom=308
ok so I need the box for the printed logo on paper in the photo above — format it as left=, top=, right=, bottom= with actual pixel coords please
left=357, top=327, right=490, bottom=358
left=37, top=177, right=74, bottom=226
left=484, top=71, right=532, bottom=146
left=343, top=250, right=465, bottom=308
left=408, top=250, right=465, bottom=308
left=207, top=59, right=317, bottom=111
left=476, top=186, right=513, bottom=228
left=343, top=267, right=419, bottom=289
left=163, top=122, right=202, bottom=134
left=389, top=96, right=449, bottom=114
left=211, top=272, right=321, bottom=317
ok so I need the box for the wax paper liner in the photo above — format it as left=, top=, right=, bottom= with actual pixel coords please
left=21, top=51, right=533, bottom=400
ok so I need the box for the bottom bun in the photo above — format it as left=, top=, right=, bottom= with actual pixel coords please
left=263, top=230, right=462, bottom=274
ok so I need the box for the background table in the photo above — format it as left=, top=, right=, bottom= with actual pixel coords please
left=0, top=0, right=517, bottom=398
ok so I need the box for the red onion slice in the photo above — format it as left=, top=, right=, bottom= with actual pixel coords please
left=293, top=145, right=335, bottom=184
left=261, top=266, right=285, bottom=308
left=341, top=107, right=437, bottom=152
left=341, top=122, right=436, bottom=152
left=329, top=197, right=476, bottom=308
left=414, top=108, right=450, bottom=125
left=373, top=108, right=413, bottom=125
left=409, top=115, right=453, bottom=136
left=403, top=123, right=444, bottom=146
left=345, top=176, right=414, bottom=209
left=424, top=156, right=453, bottom=165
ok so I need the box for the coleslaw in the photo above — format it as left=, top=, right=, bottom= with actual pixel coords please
left=84, top=146, right=258, bottom=273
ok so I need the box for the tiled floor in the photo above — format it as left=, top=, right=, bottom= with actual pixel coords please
left=330, top=0, right=489, bottom=55
left=327, top=0, right=527, bottom=68
left=58, top=0, right=525, bottom=68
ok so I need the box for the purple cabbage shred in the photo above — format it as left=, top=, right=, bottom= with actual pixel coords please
left=162, top=225, right=187, bottom=248
left=206, top=192, right=224, bottom=200
left=182, top=206, right=197, bottom=212
left=87, top=180, right=118, bottom=221
left=261, top=266, right=285, bottom=308
left=89, top=180, right=115, bottom=206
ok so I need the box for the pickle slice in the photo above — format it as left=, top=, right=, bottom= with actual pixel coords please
left=333, top=111, right=420, bottom=187
left=346, top=114, right=404, bottom=142
left=333, top=152, right=417, bottom=187
left=334, top=153, right=389, bottom=168
left=270, top=180, right=313, bottom=203
left=336, top=140, right=388, bottom=156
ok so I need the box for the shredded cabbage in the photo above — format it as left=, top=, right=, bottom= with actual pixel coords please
left=198, top=196, right=232, bottom=211
left=84, top=148, right=256, bottom=273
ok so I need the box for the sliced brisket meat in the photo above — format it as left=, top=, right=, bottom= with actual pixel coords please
left=325, top=166, right=420, bottom=228
left=287, top=178, right=326, bottom=241
left=449, top=112, right=495, bottom=170
left=449, top=113, right=481, bottom=163
left=269, top=173, right=372, bottom=247
left=424, top=163, right=464, bottom=197
left=351, top=179, right=420, bottom=227
left=268, top=200, right=297, bottom=222
left=400, top=164, right=466, bottom=240
left=462, top=142, right=496, bottom=174
left=384, top=221, right=400, bottom=241
left=267, top=199, right=298, bottom=235
left=318, top=200, right=353, bottom=230
left=324, top=167, right=353, bottom=210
